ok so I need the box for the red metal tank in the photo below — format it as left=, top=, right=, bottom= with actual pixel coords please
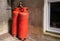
left=18, top=7, right=29, bottom=40
left=12, top=8, right=20, bottom=37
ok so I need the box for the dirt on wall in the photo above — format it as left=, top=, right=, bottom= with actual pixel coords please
left=12, top=0, right=44, bottom=27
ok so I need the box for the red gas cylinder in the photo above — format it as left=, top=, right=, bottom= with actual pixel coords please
left=12, top=8, right=20, bottom=37
left=18, top=7, right=29, bottom=40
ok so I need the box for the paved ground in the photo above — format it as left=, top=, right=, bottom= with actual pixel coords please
left=0, top=25, right=60, bottom=41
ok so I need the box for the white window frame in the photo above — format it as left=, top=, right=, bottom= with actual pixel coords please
left=43, top=0, right=60, bottom=33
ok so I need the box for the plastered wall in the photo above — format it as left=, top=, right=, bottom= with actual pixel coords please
left=0, top=0, right=11, bottom=34
left=22, top=0, right=44, bottom=26
left=0, top=0, right=44, bottom=35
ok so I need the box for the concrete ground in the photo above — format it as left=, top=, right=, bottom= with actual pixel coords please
left=0, top=25, right=60, bottom=41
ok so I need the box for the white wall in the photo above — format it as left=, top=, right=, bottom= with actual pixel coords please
left=0, top=0, right=11, bottom=35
